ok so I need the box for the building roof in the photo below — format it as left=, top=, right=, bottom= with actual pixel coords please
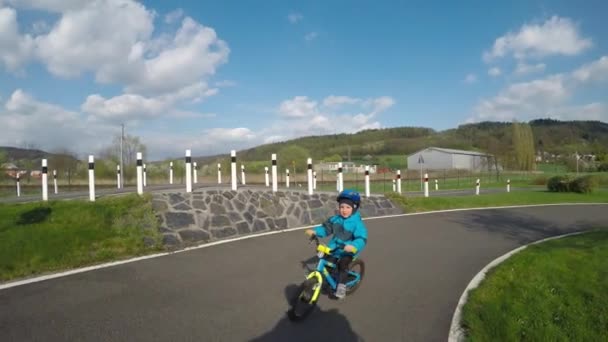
left=408, top=147, right=491, bottom=157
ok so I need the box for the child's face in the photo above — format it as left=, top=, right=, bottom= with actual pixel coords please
left=339, top=203, right=353, bottom=218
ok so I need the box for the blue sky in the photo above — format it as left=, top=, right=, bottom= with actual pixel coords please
left=1, top=0, right=607, bottom=160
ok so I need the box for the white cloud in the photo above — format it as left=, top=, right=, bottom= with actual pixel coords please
left=515, top=62, right=546, bottom=75
left=488, top=67, right=502, bottom=77
left=0, top=7, right=35, bottom=72
left=463, top=73, right=477, bottom=84
left=571, top=56, right=608, bottom=83
left=215, top=80, right=237, bottom=87
left=483, top=16, right=592, bottom=62
left=468, top=55, right=608, bottom=123
left=322, top=95, right=361, bottom=107
left=1, top=89, right=113, bottom=155
left=288, top=12, right=303, bottom=24
left=305, top=32, right=318, bottom=41
left=279, top=96, right=319, bottom=118
left=5, top=0, right=89, bottom=12
left=165, top=8, right=184, bottom=24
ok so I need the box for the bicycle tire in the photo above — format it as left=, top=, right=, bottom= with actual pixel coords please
left=345, top=259, right=365, bottom=295
left=287, top=278, right=319, bottom=321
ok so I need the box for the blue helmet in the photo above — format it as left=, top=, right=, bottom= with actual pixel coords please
left=337, top=189, right=361, bottom=211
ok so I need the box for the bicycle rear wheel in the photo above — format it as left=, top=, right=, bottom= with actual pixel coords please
left=345, top=259, right=365, bottom=295
left=287, top=278, right=320, bottom=321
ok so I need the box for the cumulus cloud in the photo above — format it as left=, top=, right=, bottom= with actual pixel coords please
left=0, top=7, right=35, bottom=72
left=515, top=62, right=546, bottom=76
left=483, top=16, right=592, bottom=62
left=288, top=12, right=303, bottom=23
left=165, top=8, right=184, bottom=24
left=279, top=96, right=319, bottom=118
left=322, top=96, right=361, bottom=107
left=488, top=67, right=502, bottom=77
left=468, top=55, right=608, bottom=123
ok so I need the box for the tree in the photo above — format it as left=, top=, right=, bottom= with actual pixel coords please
left=512, top=121, right=536, bottom=171
left=276, top=145, right=311, bottom=180
left=100, top=134, right=147, bottom=182
left=49, top=148, right=79, bottom=185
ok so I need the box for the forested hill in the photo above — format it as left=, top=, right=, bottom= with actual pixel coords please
left=237, top=119, right=608, bottom=161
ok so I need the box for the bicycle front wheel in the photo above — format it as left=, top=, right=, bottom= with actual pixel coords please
left=287, top=278, right=320, bottom=321
left=345, top=259, right=365, bottom=295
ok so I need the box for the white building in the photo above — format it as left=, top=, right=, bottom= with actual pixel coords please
left=315, top=162, right=377, bottom=174
left=407, top=147, right=496, bottom=171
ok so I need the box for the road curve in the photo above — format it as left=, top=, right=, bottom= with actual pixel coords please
left=1, top=204, right=606, bottom=342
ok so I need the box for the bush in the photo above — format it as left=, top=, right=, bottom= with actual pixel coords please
left=569, top=175, right=599, bottom=193
left=531, top=175, right=548, bottom=186
left=598, top=163, right=608, bottom=172
left=547, top=175, right=571, bottom=192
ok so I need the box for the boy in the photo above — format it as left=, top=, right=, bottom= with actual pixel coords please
left=305, top=189, right=368, bottom=299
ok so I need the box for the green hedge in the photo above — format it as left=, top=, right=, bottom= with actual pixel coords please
left=547, top=175, right=598, bottom=193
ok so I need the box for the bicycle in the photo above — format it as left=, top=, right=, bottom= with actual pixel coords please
left=287, top=234, right=365, bottom=321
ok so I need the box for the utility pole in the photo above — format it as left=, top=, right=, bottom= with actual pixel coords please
left=120, top=123, right=124, bottom=188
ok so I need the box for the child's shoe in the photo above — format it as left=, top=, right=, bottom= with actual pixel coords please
left=335, top=283, right=346, bottom=299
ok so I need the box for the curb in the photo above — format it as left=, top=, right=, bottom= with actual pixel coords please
left=447, top=231, right=586, bottom=341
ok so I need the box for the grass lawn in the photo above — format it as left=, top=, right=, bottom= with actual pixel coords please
left=460, top=230, right=608, bottom=341
left=385, top=190, right=608, bottom=213
left=0, top=194, right=163, bottom=282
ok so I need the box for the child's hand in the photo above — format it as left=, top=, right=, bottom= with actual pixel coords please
left=305, top=229, right=315, bottom=237
left=344, top=245, right=357, bottom=253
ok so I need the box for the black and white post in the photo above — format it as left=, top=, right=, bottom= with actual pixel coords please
left=476, top=178, right=480, bottom=195
left=194, top=162, right=198, bottom=184
left=286, top=169, right=290, bottom=188
left=271, top=153, right=277, bottom=192
left=231, top=150, right=237, bottom=191
left=143, top=164, right=147, bottom=187
left=397, top=170, right=402, bottom=194
left=217, top=163, right=222, bottom=184
left=185, top=149, right=192, bottom=193
left=117, top=165, right=121, bottom=189
left=424, top=173, right=429, bottom=197
left=42, top=159, right=48, bottom=201
left=435, top=179, right=438, bottom=191
left=169, top=162, right=173, bottom=185
left=392, top=179, right=396, bottom=192
left=338, top=162, right=343, bottom=192
left=265, top=167, right=269, bottom=186
left=16, top=173, right=21, bottom=197
left=313, top=171, right=317, bottom=190
left=307, top=158, right=313, bottom=195
left=507, top=179, right=511, bottom=193
left=53, top=170, right=58, bottom=194
left=364, top=165, right=370, bottom=197
left=241, top=164, right=246, bottom=185
left=88, top=155, right=95, bottom=201
left=136, top=152, right=143, bottom=195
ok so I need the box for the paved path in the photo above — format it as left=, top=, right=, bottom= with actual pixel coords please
left=1, top=204, right=606, bottom=341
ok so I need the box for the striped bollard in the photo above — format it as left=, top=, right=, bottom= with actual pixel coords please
left=136, top=153, right=143, bottom=195
left=392, top=179, right=396, bottom=192
left=231, top=150, right=237, bottom=191
left=42, top=159, right=48, bottom=201
left=53, top=170, right=58, bottom=194
left=476, top=179, right=480, bottom=195
left=88, top=155, right=95, bottom=201
left=435, top=179, right=438, bottom=191
left=364, top=165, right=370, bottom=198
left=194, top=162, right=198, bottom=184
left=143, top=164, right=147, bottom=187
left=397, top=170, right=402, bottom=194
left=241, top=164, right=245, bottom=185
left=507, top=179, right=510, bottom=193
left=338, top=162, right=343, bottom=192
left=16, top=173, right=21, bottom=197
left=271, top=153, right=277, bottom=192
left=217, top=163, right=222, bottom=184
left=424, top=173, right=429, bottom=197
left=286, top=169, right=290, bottom=188
left=117, top=165, right=121, bottom=189
left=169, top=162, right=173, bottom=185
left=307, top=158, right=313, bottom=195
left=264, top=167, right=269, bottom=187
left=185, top=150, right=192, bottom=193
left=313, top=171, right=317, bottom=190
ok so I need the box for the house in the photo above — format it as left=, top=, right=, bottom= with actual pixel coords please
left=314, top=162, right=377, bottom=174
left=407, top=147, right=497, bottom=171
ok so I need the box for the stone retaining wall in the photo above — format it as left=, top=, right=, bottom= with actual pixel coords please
left=152, top=188, right=404, bottom=248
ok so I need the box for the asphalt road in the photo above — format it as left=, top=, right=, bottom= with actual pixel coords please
left=1, top=204, right=607, bottom=341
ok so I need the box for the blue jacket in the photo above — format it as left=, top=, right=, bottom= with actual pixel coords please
left=313, top=211, right=368, bottom=257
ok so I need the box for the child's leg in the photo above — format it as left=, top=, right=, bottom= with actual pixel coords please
left=337, top=255, right=354, bottom=285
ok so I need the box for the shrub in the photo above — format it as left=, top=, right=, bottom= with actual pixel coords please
left=569, top=175, right=599, bottom=193
left=531, top=175, right=548, bottom=186
left=598, top=163, right=608, bottom=172
left=547, top=175, right=571, bottom=192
